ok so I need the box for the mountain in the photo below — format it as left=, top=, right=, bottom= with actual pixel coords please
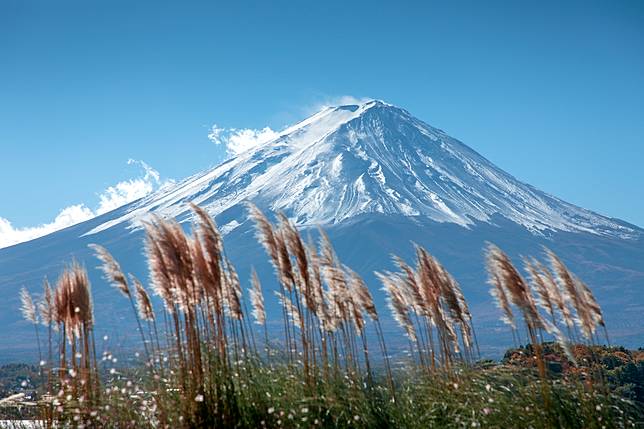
left=84, top=100, right=637, bottom=239
left=1, top=100, right=643, bottom=361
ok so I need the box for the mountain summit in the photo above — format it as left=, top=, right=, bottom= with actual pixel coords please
left=86, top=99, right=638, bottom=240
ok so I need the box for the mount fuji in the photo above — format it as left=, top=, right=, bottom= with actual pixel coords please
left=1, top=100, right=643, bottom=360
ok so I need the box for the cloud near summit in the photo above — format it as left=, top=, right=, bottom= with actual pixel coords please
left=208, top=125, right=279, bottom=156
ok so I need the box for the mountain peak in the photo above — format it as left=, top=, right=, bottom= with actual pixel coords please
left=84, top=101, right=640, bottom=241
left=306, top=98, right=397, bottom=122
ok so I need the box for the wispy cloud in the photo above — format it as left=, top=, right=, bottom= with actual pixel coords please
left=318, top=95, right=373, bottom=108
left=0, top=160, right=167, bottom=249
left=304, top=95, right=374, bottom=116
left=208, top=125, right=279, bottom=156
left=96, top=159, right=161, bottom=215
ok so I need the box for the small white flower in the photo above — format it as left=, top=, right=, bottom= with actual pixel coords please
left=195, top=394, right=204, bottom=402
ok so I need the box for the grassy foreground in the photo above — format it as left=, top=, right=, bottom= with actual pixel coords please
left=1, top=347, right=643, bottom=428
left=7, top=204, right=644, bottom=427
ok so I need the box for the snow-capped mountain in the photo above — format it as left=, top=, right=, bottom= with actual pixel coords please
left=84, top=100, right=638, bottom=240
left=1, top=99, right=643, bottom=360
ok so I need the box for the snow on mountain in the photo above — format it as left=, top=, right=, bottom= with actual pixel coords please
left=83, top=99, right=639, bottom=240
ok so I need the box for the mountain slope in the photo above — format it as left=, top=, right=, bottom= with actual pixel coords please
left=1, top=99, right=642, bottom=360
left=85, top=100, right=638, bottom=240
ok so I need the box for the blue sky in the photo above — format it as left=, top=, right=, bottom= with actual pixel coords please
left=1, top=0, right=643, bottom=245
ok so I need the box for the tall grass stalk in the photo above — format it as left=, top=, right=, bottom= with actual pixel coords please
left=14, top=205, right=636, bottom=428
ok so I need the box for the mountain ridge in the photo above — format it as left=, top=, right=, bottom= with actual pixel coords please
left=80, top=99, right=639, bottom=241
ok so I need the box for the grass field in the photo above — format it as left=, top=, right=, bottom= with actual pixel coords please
left=5, top=204, right=643, bottom=428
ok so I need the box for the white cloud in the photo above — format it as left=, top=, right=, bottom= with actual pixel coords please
left=96, top=159, right=161, bottom=215
left=0, top=205, right=95, bottom=249
left=208, top=125, right=279, bottom=156
left=323, top=95, right=373, bottom=107
left=0, top=160, right=166, bottom=249
left=305, top=95, right=374, bottom=116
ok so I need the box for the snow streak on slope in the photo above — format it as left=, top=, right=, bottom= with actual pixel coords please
left=84, top=100, right=638, bottom=240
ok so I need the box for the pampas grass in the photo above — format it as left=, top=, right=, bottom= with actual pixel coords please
left=37, top=261, right=101, bottom=421
left=19, top=287, right=38, bottom=324
left=485, top=243, right=617, bottom=404
left=249, top=269, right=265, bottom=326
left=15, top=204, right=636, bottom=429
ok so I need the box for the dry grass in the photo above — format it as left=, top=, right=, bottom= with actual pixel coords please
left=12, top=205, right=640, bottom=428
